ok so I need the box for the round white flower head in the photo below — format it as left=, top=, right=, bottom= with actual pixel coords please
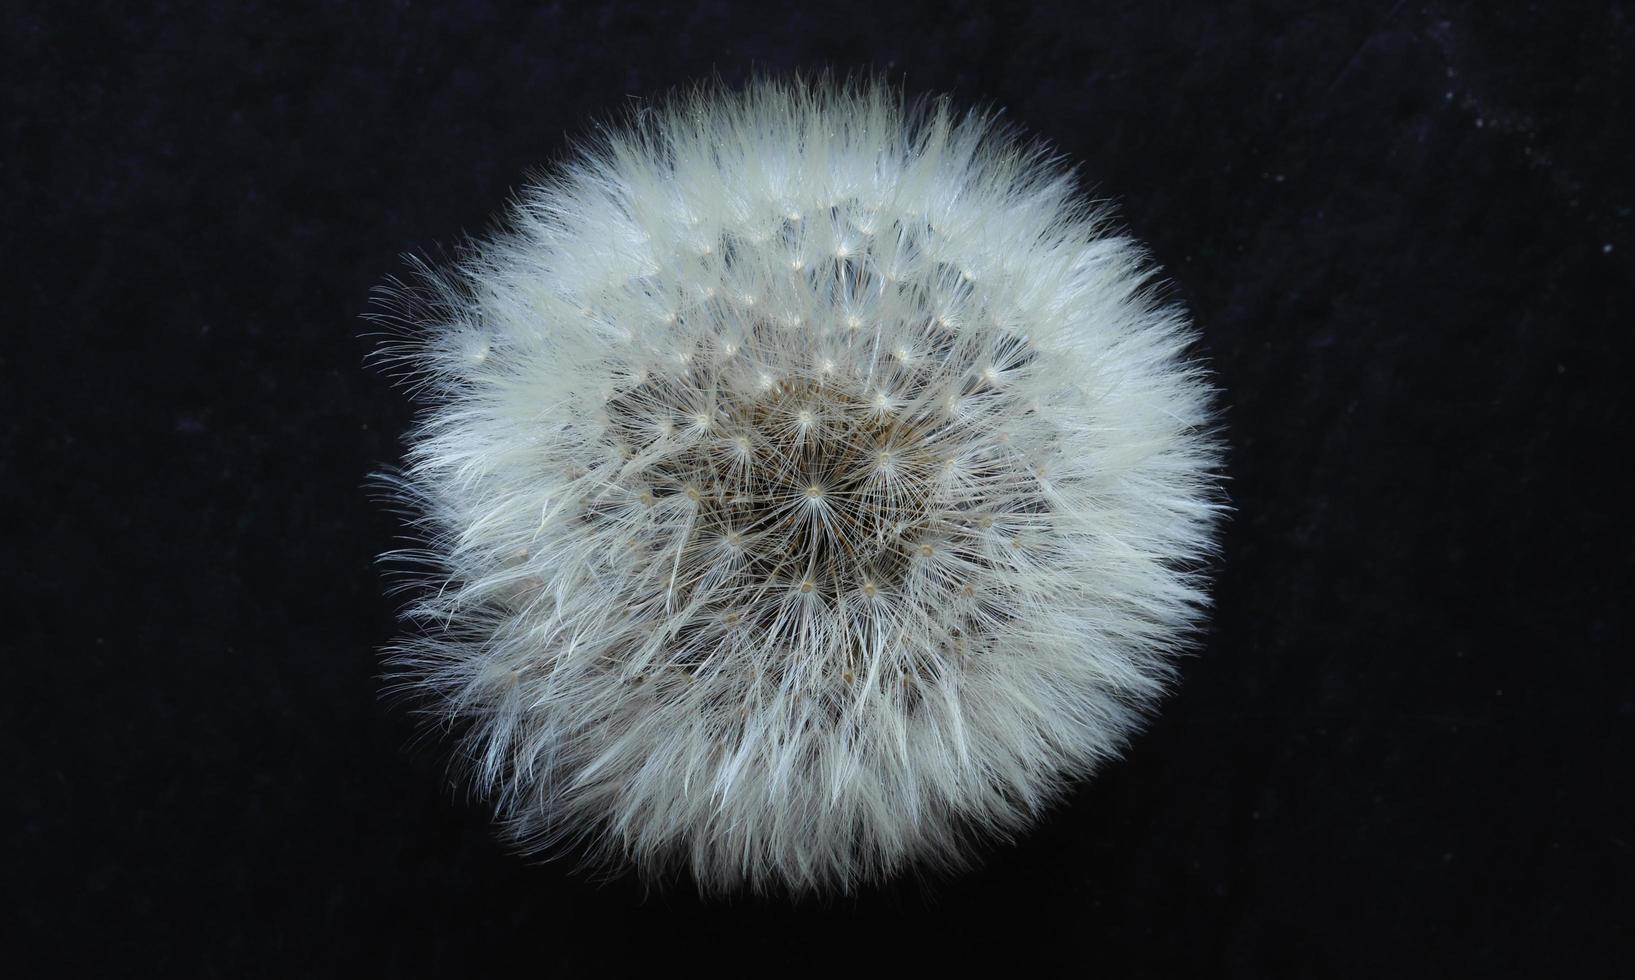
left=375, top=78, right=1223, bottom=893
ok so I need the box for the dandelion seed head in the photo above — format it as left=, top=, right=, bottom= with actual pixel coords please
left=373, top=76, right=1223, bottom=894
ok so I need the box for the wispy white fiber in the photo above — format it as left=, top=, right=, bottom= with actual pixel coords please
left=373, top=77, right=1224, bottom=893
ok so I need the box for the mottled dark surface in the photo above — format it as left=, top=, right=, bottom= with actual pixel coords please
left=5, top=1, right=1631, bottom=975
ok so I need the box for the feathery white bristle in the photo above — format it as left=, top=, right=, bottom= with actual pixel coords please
left=373, top=76, right=1224, bottom=893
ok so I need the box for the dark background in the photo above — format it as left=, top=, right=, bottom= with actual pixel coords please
left=6, top=1, right=1631, bottom=975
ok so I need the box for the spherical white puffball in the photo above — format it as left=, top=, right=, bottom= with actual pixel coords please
left=374, top=78, right=1223, bottom=893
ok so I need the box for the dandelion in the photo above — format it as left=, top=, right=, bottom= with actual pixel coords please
left=372, top=77, right=1223, bottom=893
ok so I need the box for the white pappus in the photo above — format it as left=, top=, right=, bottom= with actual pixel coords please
left=372, top=77, right=1224, bottom=893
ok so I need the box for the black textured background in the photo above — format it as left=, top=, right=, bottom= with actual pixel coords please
left=6, top=1, right=1632, bottom=975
